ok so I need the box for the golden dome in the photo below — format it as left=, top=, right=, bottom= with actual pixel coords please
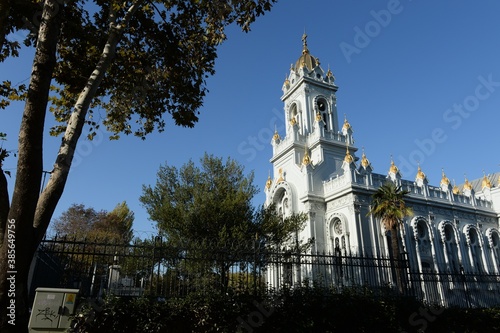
left=294, top=33, right=318, bottom=71
left=440, top=170, right=450, bottom=186
left=344, top=146, right=354, bottom=164
left=361, top=151, right=370, bottom=168
left=482, top=174, right=492, bottom=188
left=416, top=166, right=426, bottom=180
left=389, top=160, right=398, bottom=174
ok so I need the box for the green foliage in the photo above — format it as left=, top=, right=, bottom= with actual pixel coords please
left=368, top=181, right=413, bottom=232
left=71, top=288, right=500, bottom=333
left=1, top=0, right=278, bottom=139
left=140, top=153, right=309, bottom=291
left=52, top=202, right=134, bottom=243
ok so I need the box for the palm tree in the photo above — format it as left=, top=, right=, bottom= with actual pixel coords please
left=369, top=182, right=413, bottom=293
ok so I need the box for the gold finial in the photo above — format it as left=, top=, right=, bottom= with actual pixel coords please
left=463, top=175, right=472, bottom=191
left=289, top=116, right=297, bottom=126
left=416, top=164, right=426, bottom=180
left=342, top=115, right=351, bottom=131
left=389, top=156, right=398, bottom=174
left=302, top=147, right=311, bottom=166
left=301, top=32, right=309, bottom=55
left=283, top=74, right=290, bottom=87
left=361, top=148, right=370, bottom=168
left=277, top=168, right=284, bottom=183
left=273, top=125, right=280, bottom=142
left=440, top=168, right=450, bottom=186
left=482, top=171, right=492, bottom=189
left=452, top=179, right=460, bottom=194
left=316, top=111, right=322, bottom=122
left=344, top=145, right=354, bottom=164
left=265, top=171, right=272, bottom=190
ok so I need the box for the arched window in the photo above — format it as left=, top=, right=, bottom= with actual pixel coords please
left=316, top=98, right=329, bottom=131
left=466, top=226, right=485, bottom=273
left=440, top=223, right=461, bottom=273
left=413, top=219, right=434, bottom=272
left=490, top=230, right=500, bottom=272
left=329, top=217, right=346, bottom=255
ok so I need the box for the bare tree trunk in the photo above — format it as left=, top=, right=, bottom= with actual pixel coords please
left=0, top=0, right=62, bottom=331
left=0, top=2, right=144, bottom=331
left=391, top=226, right=403, bottom=294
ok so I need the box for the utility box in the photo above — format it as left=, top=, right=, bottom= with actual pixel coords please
left=28, top=287, right=79, bottom=332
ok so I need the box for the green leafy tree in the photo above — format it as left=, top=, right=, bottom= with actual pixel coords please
left=52, top=201, right=134, bottom=243
left=0, top=1, right=277, bottom=330
left=140, top=153, right=308, bottom=291
left=368, top=181, right=413, bottom=293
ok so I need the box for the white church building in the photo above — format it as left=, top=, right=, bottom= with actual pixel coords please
left=263, top=35, right=500, bottom=304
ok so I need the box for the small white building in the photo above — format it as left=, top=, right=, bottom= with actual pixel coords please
left=264, top=35, right=500, bottom=301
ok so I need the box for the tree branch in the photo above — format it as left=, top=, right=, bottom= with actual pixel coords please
left=33, top=0, right=146, bottom=242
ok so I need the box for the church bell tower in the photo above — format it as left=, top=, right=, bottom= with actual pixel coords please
left=265, top=34, right=359, bottom=253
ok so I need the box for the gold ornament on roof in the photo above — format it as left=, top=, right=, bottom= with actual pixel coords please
left=416, top=165, right=426, bottom=180
left=277, top=168, right=284, bottom=183
left=302, top=147, right=311, bottom=166
left=482, top=173, right=492, bottom=188
left=463, top=177, right=472, bottom=191
left=265, top=172, right=272, bottom=190
left=440, top=169, right=450, bottom=186
left=344, top=146, right=354, bottom=164
left=273, top=129, right=280, bottom=142
left=389, top=159, right=398, bottom=174
left=361, top=150, right=370, bottom=168
left=453, top=184, right=460, bottom=195
left=283, top=75, right=290, bottom=87
left=342, top=117, right=351, bottom=131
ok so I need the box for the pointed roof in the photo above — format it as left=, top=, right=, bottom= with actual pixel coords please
left=295, top=33, right=318, bottom=71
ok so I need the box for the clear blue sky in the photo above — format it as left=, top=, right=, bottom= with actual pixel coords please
left=2, top=1, right=500, bottom=237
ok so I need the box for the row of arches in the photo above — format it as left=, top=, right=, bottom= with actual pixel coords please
left=409, top=217, right=500, bottom=275
left=288, top=97, right=335, bottom=134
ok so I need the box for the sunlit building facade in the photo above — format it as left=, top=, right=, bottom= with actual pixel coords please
left=264, top=35, right=500, bottom=298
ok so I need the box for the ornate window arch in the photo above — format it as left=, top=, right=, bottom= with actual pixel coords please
left=271, top=182, right=294, bottom=218
left=327, top=213, right=348, bottom=255
left=486, top=228, right=500, bottom=273
left=438, top=220, right=461, bottom=273
left=411, top=216, right=435, bottom=272
left=288, top=102, right=303, bottom=134
left=314, top=95, right=330, bottom=131
left=463, top=224, right=485, bottom=273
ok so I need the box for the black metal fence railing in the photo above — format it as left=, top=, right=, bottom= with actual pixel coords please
left=28, top=236, right=500, bottom=309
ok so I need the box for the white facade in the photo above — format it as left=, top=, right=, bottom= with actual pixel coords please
left=264, top=35, right=500, bottom=286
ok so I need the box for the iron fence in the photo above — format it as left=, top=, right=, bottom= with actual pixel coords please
left=28, top=236, right=500, bottom=309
